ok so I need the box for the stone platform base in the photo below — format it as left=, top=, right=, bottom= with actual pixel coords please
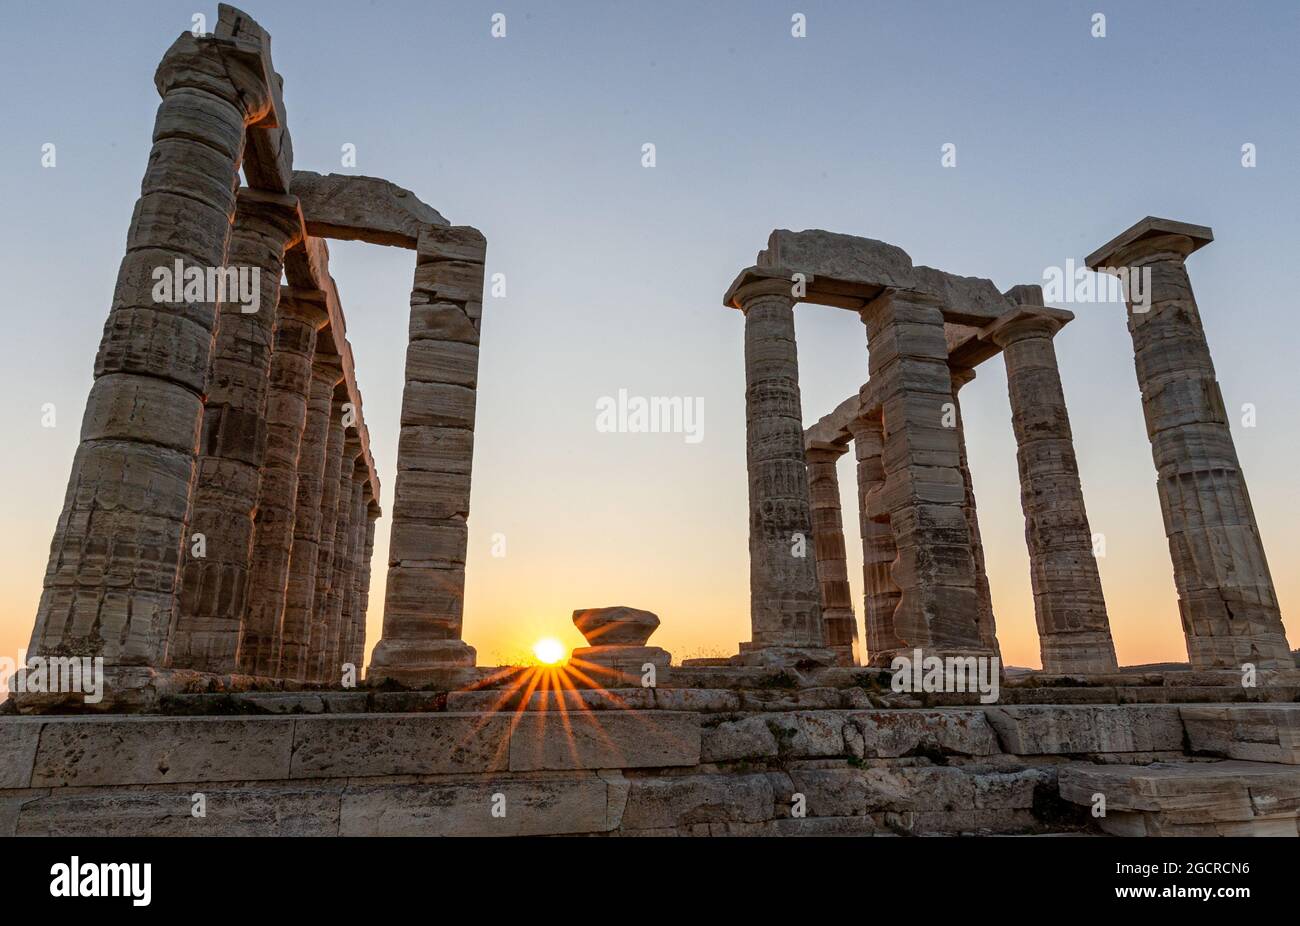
left=2, top=695, right=1296, bottom=836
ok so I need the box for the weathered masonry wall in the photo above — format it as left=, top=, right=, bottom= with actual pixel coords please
left=2, top=696, right=1297, bottom=837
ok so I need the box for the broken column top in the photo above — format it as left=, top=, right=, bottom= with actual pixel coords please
left=291, top=171, right=448, bottom=249
left=1086, top=216, right=1214, bottom=270
left=724, top=228, right=1012, bottom=325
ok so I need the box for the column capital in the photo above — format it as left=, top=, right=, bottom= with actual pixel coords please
left=986, top=307, right=1071, bottom=348
left=311, top=348, right=345, bottom=385
left=949, top=365, right=977, bottom=391
left=1086, top=216, right=1213, bottom=271
left=234, top=188, right=305, bottom=246
left=723, top=266, right=806, bottom=311
left=278, top=287, right=330, bottom=328
left=805, top=446, right=846, bottom=465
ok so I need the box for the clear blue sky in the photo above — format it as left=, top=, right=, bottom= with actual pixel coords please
left=1, top=1, right=1297, bottom=667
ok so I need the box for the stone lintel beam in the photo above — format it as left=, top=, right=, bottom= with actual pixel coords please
left=726, top=230, right=1014, bottom=325
left=1085, top=216, right=1213, bottom=271
left=803, top=394, right=860, bottom=453
left=291, top=171, right=448, bottom=248
left=806, top=302, right=1068, bottom=440
left=214, top=5, right=292, bottom=193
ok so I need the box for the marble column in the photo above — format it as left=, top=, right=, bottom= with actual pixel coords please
left=860, top=290, right=990, bottom=660
left=370, top=226, right=487, bottom=684
left=949, top=366, right=1001, bottom=659
left=991, top=308, right=1118, bottom=674
left=806, top=447, right=860, bottom=666
left=309, top=425, right=355, bottom=682
left=734, top=279, right=829, bottom=665
left=168, top=190, right=303, bottom=672
left=849, top=414, right=904, bottom=666
left=1087, top=218, right=1292, bottom=668
left=29, top=34, right=275, bottom=669
left=239, top=289, right=329, bottom=676
left=279, top=351, right=342, bottom=680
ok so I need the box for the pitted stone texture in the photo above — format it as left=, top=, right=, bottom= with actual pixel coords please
left=371, top=228, right=487, bottom=683
left=340, top=771, right=625, bottom=836
left=738, top=283, right=827, bottom=663
left=1181, top=704, right=1300, bottom=764
left=31, top=716, right=294, bottom=786
left=860, top=290, right=988, bottom=660
left=949, top=370, right=999, bottom=658
left=290, top=714, right=510, bottom=777
left=805, top=448, right=859, bottom=665
left=169, top=192, right=301, bottom=673
left=240, top=294, right=326, bottom=676
left=984, top=705, right=1184, bottom=754
left=29, top=34, right=266, bottom=669
left=1087, top=219, right=1291, bottom=669
left=1058, top=759, right=1300, bottom=836
left=279, top=360, right=340, bottom=680
left=508, top=711, right=700, bottom=771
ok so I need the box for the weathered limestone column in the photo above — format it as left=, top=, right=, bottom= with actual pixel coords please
left=238, top=289, right=328, bottom=675
left=369, top=226, right=487, bottom=683
left=308, top=425, right=355, bottom=682
left=168, top=191, right=302, bottom=672
left=735, top=278, right=829, bottom=665
left=1087, top=218, right=1292, bottom=668
left=805, top=447, right=860, bottom=665
left=336, top=475, right=368, bottom=676
left=279, top=352, right=342, bottom=680
left=321, top=462, right=363, bottom=684
left=349, top=502, right=379, bottom=675
left=948, top=366, right=1000, bottom=658
left=849, top=414, right=904, bottom=665
left=990, top=301, right=1118, bottom=674
left=29, top=33, right=276, bottom=669
left=860, top=290, right=990, bottom=660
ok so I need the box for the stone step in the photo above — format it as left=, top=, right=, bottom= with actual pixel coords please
left=1058, top=759, right=1300, bottom=836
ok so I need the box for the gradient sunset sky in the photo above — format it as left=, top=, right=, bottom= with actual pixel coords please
left=1, top=0, right=1296, bottom=672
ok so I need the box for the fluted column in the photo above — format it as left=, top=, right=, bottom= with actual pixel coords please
left=279, top=350, right=342, bottom=680
left=849, top=414, right=904, bottom=666
left=370, top=226, right=487, bottom=684
left=239, top=289, right=329, bottom=675
left=308, top=423, right=354, bottom=682
left=734, top=279, right=828, bottom=665
left=1087, top=218, right=1291, bottom=668
left=352, top=504, right=379, bottom=673
left=321, top=459, right=363, bottom=684
left=806, top=447, right=859, bottom=666
left=29, top=34, right=276, bottom=669
left=949, top=366, right=1000, bottom=658
left=167, top=190, right=303, bottom=672
left=860, top=290, right=990, bottom=660
left=991, top=308, right=1117, bottom=673
left=336, top=475, right=368, bottom=676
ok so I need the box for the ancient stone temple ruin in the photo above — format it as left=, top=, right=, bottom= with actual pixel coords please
left=3, top=7, right=1297, bottom=838
left=23, top=6, right=486, bottom=705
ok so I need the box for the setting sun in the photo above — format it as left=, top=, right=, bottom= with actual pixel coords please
left=532, top=638, right=567, bottom=666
